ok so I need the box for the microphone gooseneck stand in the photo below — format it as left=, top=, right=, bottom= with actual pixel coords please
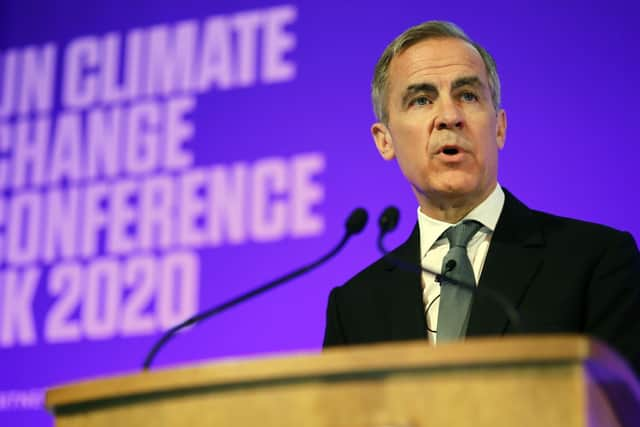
left=142, top=207, right=369, bottom=370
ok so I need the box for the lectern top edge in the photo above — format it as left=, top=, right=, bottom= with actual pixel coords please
left=46, top=334, right=639, bottom=412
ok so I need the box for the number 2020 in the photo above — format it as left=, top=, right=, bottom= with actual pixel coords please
left=44, top=251, right=199, bottom=343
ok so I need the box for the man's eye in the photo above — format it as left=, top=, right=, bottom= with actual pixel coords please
left=410, top=96, right=431, bottom=106
left=460, top=92, right=478, bottom=102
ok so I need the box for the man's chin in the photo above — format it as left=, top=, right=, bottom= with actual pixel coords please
left=431, top=180, right=479, bottom=198
left=424, top=180, right=489, bottom=206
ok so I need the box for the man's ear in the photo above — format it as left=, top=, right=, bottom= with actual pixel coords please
left=496, top=109, right=507, bottom=149
left=371, top=122, right=395, bottom=160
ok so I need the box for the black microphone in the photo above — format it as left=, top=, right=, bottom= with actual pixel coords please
left=439, top=259, right=457, bottom=283
left=379, top=205, right=400, bottom=236
left=142, top=207, right=369, bottom=370
left=444, top=259, right=456, bottom=271
left=375, top=206, right=521, bottom=333
left=376, top=206, right=421, bottom=275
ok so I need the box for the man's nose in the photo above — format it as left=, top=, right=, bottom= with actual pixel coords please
left=434, top=98, right=464, bottom=130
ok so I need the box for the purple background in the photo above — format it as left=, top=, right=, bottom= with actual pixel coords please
left=2, top=1, right=639, bottom=425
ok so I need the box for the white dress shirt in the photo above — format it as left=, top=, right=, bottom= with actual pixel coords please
left=418, top=184, right=505, bottom=343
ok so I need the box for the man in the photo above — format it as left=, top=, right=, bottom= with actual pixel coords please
left=322, top=21, right=640, bottom=375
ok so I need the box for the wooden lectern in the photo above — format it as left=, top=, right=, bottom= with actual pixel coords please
left=46, top=335, right=640, bottom=427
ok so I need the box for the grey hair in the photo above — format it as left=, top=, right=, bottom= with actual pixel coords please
left=372, top=21, right=501, bottom=124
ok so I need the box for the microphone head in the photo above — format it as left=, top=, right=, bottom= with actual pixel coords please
left=378, top=206, right=400, bottom=234
left=346, top=207, right=368, bottom=235
left=445, top=259, right=457, bottom=272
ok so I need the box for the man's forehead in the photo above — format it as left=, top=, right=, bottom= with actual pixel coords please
left=389, top=38, right=488, bottom=89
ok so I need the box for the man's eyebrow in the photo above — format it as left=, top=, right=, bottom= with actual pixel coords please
left=401, top=83, right=437, bottom=105
left=451, top=76, right=484, bottom=91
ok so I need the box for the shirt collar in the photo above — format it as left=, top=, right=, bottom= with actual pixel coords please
left=417, top=184, right=505, bottom=259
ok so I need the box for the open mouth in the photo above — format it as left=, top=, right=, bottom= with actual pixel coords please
left=442, top=147, right=460, bottom=155
left=439, top=145, right=464, bottom=156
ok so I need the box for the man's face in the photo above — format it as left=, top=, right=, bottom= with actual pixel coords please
left=372, top=37, right=506, bottom=218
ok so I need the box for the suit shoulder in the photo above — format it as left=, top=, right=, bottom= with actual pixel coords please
left=531, top=208, right=633, bottom=237
left=504, top=188, right=636, bottom=245
left=529, top=208, right=638, bottom=252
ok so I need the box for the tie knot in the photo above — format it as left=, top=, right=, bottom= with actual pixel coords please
left=445, top=220, right=482, bottom=248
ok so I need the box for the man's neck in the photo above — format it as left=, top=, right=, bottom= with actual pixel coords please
left=418, top=185, right=497, bottom=224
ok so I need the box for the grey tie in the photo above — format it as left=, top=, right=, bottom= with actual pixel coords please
left=436, top=220, right=482, bottom=343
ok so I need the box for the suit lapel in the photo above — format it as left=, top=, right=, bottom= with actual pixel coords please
left=381, top=224, right=428, bottom=341
left=467, top=190, right=545, bottom=337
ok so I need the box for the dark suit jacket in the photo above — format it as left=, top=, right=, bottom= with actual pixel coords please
left=323, top=190, right=640, bottom=374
